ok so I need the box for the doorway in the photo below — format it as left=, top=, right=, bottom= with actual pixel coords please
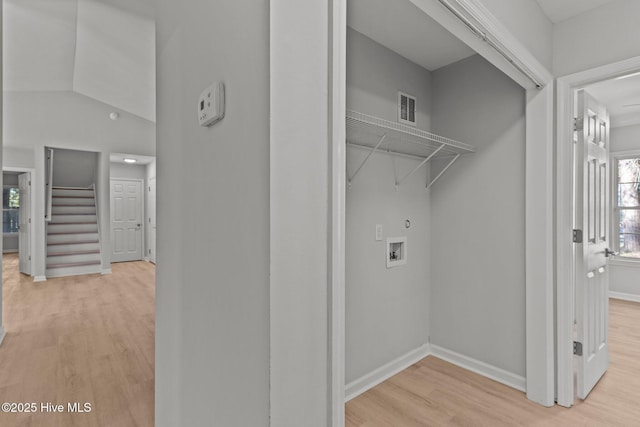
left=110, top=179, right=143, bottom=263
left=556, top=58, right=640, bottom=407
left=2, top=169, right=35, bottom=277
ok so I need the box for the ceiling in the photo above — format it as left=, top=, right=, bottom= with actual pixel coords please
left=534, top=0, right=617, bottom=23
left=586, top=73, right=640, bottom=128
left=347, top=0, right=475, bottom=72
left=110, top=152, right=155, bottom=165
left=3, top=0, right=155, bottom=122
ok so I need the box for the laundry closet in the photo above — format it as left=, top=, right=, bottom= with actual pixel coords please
left=345, top=0, right=527, bottom=398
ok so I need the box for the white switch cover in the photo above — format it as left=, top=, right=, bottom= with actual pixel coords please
left=375, top=224, right=383, bottom=241
left=198, top=82, right=225, bottom=127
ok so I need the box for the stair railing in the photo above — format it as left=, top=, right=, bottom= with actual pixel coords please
left=45, top=148, right=54, bottom=222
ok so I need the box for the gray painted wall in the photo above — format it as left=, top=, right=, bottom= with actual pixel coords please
left=52, top=148, right=98, bottom=188
left=347, top=28, right=431, bottom=129
left=430, top=55, right=526, bottom=377
left=156, top=0, right=270, bottom=425
left=346, top=29, right=431, bottom=383
left=110, top=162, right=146, bottom=180
left=3, top=147, right=33, bottom=169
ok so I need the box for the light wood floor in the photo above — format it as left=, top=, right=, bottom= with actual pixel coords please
left=0, top=254, right=155, bottom=427
left=346, top=298, right=640, bottom=426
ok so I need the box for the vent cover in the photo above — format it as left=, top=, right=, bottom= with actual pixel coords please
left=398, top=92, right=416, bottom=126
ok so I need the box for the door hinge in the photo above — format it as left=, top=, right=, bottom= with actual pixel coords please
left=28, top=180, right=31, bottom=186
left=28, top=256, right=31, bottom=261
left=28, top=218, right=31, bottom=224
left=574, top=117, right=583, bottom=132
left=573, top=229, right=583, bottom=243
left=149, top=249, right=151, bottom=255
left=573, top=341, right=583, bottom=356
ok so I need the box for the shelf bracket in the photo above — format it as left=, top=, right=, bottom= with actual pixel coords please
left=395, top=144, right=446, bottom=188
left=348, top=133, right=387, bottom=185
left=426, top=153, right=461, bottom=190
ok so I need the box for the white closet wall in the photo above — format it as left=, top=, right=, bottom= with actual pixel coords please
left=430, top=55, right=526, bottom=377
left=346, top=28, right=431, bottom=383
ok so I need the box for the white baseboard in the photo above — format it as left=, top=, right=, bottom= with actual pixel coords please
left=609, top=291, right=640, bottom=303
left=430, top=344, right=526, bottom=392
left=2, top=249, right=18, bottom=254
left=345, top=344, right=430, bottom=402
left=33, top=276, right=47, bottom=282
left=0, top=326, right=5, bottom=347
left=101, top=269, right=112, bottom=275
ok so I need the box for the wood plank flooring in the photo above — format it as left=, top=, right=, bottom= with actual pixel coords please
left=0, top=254, right=155, bottom=427
left=346, top=298, right=640, bottom=426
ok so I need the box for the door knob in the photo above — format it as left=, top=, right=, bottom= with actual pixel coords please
left=604, top=248, right=617, bottom=257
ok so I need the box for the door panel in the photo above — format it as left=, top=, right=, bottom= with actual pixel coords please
left=18, top=173, right=31, bottom=275
left=148, top=177, right=156, bottom=263
left=111, top=179, right=143, bottom=262
left=575, top=90, right=610, bottom=399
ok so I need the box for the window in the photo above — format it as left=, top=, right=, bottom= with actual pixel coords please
left=614, top=156, right=640, bottom=258
left=3, top=186, right=19, bottom=234
left=398, top=91, right=416, bottom=126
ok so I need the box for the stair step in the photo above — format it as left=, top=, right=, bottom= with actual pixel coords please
left=51, top=197, right=95, bottom=206
left=46, top=252, right=101, bottom=265
left=48, top=242, right=100, bottom=255
left=48, top=223, right=98, bottom=234
left=50, top=215, right=97, bottom=223
left=46, top=263, right=102, bottom=278
left=47, top=260, right=101, bottom=269
left=51, top=188, right=94, bottom=198
left=47, top=250, right=100, bottom=257
left=47, top=232, right=100, bottom=244
left=48, top=240, right=100, bottom=246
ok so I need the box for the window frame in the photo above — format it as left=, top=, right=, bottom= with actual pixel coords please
left=611, top=150, right=640, bottom=263
left=2, top=184, right=20, bottom=235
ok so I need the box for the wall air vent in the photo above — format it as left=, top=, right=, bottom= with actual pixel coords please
left=398, top=91, right=416, bottom=126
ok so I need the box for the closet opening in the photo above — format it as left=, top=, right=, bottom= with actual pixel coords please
left=335, top=0, right=555, bottom=422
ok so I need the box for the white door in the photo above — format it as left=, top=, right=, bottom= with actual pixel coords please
left=111, top=179, right=143, bottom=262
left=575, top=90, right=610, bottom=399
left=147, top=177, right=156, bottom=263
left=18, top=173, right=31, bottom=275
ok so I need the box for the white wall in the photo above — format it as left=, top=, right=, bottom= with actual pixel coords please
left=156, top=0, right=270, bottom=425
left=553, top=0, right=640, bottom=77
left=110, top=162, right=146, bottom=180
left=347, top=28, right=431, bottom=129
left=4, top=91, right=154, bottom=154
left=478, top=0, right=553, bottom=71
left=609, top=124, right=640, bottom=298
left=346, top=29, right=431, bottom=383
left=52, top=148, right=98, bottom=188
left=270, top=0, right=330, bottom=425
left=3, top=147, right=34, bottom=169
left=430, top=55, right=526, bottom=377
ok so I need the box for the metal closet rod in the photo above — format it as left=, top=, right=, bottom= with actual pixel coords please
left=437, top=0, right=544, bottom=89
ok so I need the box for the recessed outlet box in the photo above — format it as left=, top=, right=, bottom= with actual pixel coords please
left=386, top=236, right=407, bottom=268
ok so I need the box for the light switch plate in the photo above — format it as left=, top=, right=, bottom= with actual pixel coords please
left=198, top=82, right=225, bottom=127
left=375, top=224, right=383, bottom=241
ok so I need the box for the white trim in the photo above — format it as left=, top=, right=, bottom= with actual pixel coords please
left=430, top=345, right=526, bottom=392
left=329, top=0, right=347, bottom=424
left=345, top=345, right=430, bottom=402
left=33, top=276, right=47, bottom=282
left=0, top=326, right=6, bottom=347
left=609, top=291, right=640, bottom=303
left=556, top=55, right=640, bottom=408
left=2, top=249, right=18, bottom=254
left=101, top=269, right=112, bottom=275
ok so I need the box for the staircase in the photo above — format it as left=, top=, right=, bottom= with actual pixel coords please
left=46, top=187, right=102, bottom=278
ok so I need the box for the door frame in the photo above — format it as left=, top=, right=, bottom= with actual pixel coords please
left=3, top=167, right=36, bottom=277
left=109, top=177, right=145, bottom=263
left=326, top=0, right=555, bottom=421
left=556, top=55, right=640, bottom=407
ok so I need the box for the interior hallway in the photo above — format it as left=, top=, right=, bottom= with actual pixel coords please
left=346, top=298, right=640, bottom=426
left=0, top=254, right=154, bottom=427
